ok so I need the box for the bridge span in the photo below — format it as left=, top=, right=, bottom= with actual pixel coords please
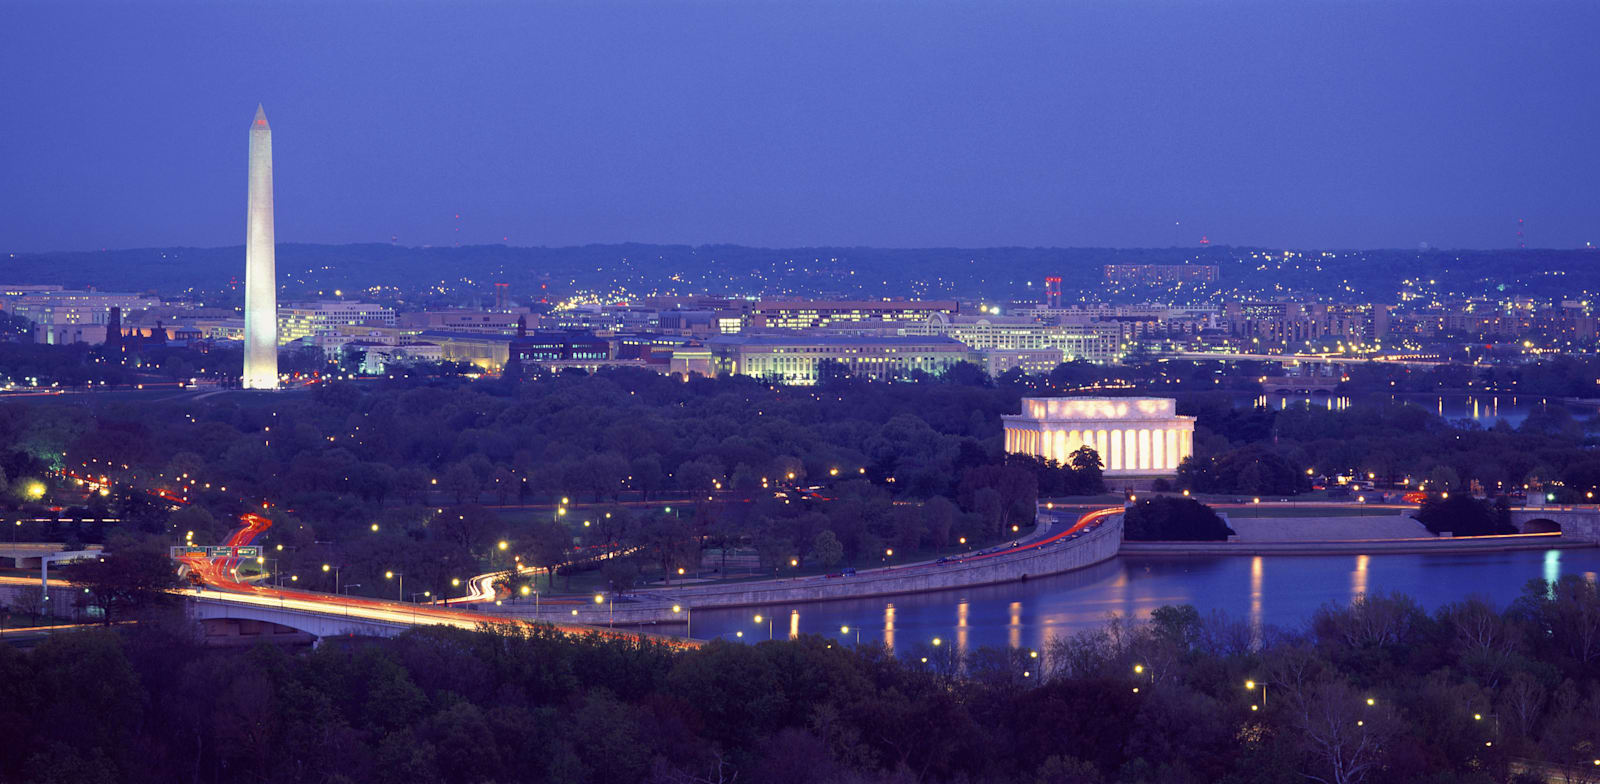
left=1167, top=352, right=1444, bottom=368
left=1510, top=506, right=1600, bottom=540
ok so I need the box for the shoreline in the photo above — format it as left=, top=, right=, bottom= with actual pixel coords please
left=1121, top=532, right=1592, bottom=556
left=516, top=524, right=1596, bottom=628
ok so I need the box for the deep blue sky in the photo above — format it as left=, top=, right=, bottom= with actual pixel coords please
left=3, top=1, right=1596, bottom=252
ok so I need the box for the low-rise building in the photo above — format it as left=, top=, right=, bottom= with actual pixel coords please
left=744, top=299, right=958, bottom=330
left=900, top=313, right=1123, bottom=364
left=278, top=302, right=396, bottom=342
left=705, top=334, right=972, bottom=384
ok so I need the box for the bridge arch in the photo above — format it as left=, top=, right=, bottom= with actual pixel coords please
left=1521, top=518, right=1562, bottom=534
left=198, top=616, right=317, bottom=647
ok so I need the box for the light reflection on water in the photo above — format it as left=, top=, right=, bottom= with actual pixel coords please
left=1240, top=393, right=1589, bottom=428
left=688, top=548, right=1600, bottom=652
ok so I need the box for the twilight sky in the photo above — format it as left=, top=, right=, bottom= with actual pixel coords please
left=3, top=1, right=1596, bottom=252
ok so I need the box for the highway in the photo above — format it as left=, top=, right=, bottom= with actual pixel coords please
left=54, top=469, right=695, bottom=647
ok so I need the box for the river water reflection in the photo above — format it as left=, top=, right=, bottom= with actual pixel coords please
left=1242, top=393, right=1599, bottom=428
left=689, top=548, right=1600, bottom=652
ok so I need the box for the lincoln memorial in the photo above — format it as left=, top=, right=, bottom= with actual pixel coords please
left=1002, top=397, right=1195, bottom=477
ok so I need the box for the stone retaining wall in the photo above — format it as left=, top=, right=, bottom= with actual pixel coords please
left=489, top=510, right=1124, bottom=625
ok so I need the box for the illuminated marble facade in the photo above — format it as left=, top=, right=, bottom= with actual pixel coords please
left=1001, top=397, right=1195, bottom=476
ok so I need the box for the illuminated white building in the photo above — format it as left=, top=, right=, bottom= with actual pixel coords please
left=279, top=302, right=397, bottom=342
left=1002, top=397, right=1195, bottom=476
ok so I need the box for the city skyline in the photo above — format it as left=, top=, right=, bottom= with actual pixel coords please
left=4, top=4, right=1600, bottom=783
left=3, top=1, right=1597, bottom=252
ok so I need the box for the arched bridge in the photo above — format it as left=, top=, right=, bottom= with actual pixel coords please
left=189, top=594, right=422, bottom=646
left=184, top=589, right=696, bottom=649
left=1509, top=507, right=1600, bottom=541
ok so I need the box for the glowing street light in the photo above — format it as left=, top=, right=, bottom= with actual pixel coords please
left=672, top=604, right=692, bottom=638
left=1246, top=679, right=1268, bottom=708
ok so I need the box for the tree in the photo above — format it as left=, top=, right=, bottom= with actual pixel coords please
left=170, top=504, right=226, bottom=546
left=1067, top=446, right=1106, bottom=495
left=602, top=556, right=640, bottom=593
left=675, top=457, right=723, bottom=495
left=974, top=488, right=1004, bottom=536
left=1122, top=497, right=1233, bottom=541
left=523, top=521, right=572, bottom=589
left=1425, top=464, right=1461, bottom=492
left=441, top=462, right=480, bottom=505
left=643, top=514, right=698, bottom=584
left=1414, top=495, right=1514, bottom=537
left=432, top=505, right=500, bottom=556
left=630, top=454, right=663, bottom=501
left=581, top=453, right=629, bottom=502
left=9, top=585, right=44, bottom=622
left=925, top=496, right=958, bottom=548
left=942, top=361, right=991, bottom=387
left=1513, top=574, right=1600, bottom=670
left=60, top=546, right=179, bottom=625
left=488, top=466, right=516, bottom=505
left=349, top=462, right=397, bottom=504
left=1291, top=679, right=1393, bottom=784
left=396, top=466, right=430, bottom=505
left=812, top=530, right=844, bottom=568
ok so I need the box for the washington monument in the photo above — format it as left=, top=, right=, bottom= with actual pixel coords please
left=243, top=104, right=278, bottom=389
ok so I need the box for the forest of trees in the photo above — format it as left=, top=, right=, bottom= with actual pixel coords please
left=2, top=576, right=1598, bottom=784
left=0, top=366, right=1113, bottom=598
left=4, top=359, right=1600, bottom=598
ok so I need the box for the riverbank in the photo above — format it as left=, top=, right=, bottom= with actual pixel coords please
left=1121, top=532, right=1595, bottom=556
left=489, top=507, right=1126, bottom=625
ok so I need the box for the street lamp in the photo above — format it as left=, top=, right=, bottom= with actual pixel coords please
left=322, top=563, right=340, bottom=594
left=840, top=624, right=859, bottom=645
left=1246, top=679, right=1268, bottom=709
left=755, top=614, right=772, bottom=640
left=595, top=593, right=613, bottom=627
left=672, top=604, right=691, bottom=638
left=385, top=570, right=403, bottom=600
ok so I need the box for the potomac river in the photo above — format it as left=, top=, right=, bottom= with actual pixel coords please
left=687, top=547, right=1600, bottom=651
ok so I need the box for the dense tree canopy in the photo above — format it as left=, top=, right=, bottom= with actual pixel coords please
left=1121, top=497, right=1235, bottom=541
left=3, top=576, right=1599, bottom=784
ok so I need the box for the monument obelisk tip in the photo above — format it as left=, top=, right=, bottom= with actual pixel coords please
left=252, top=104, right=269, bottom=129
